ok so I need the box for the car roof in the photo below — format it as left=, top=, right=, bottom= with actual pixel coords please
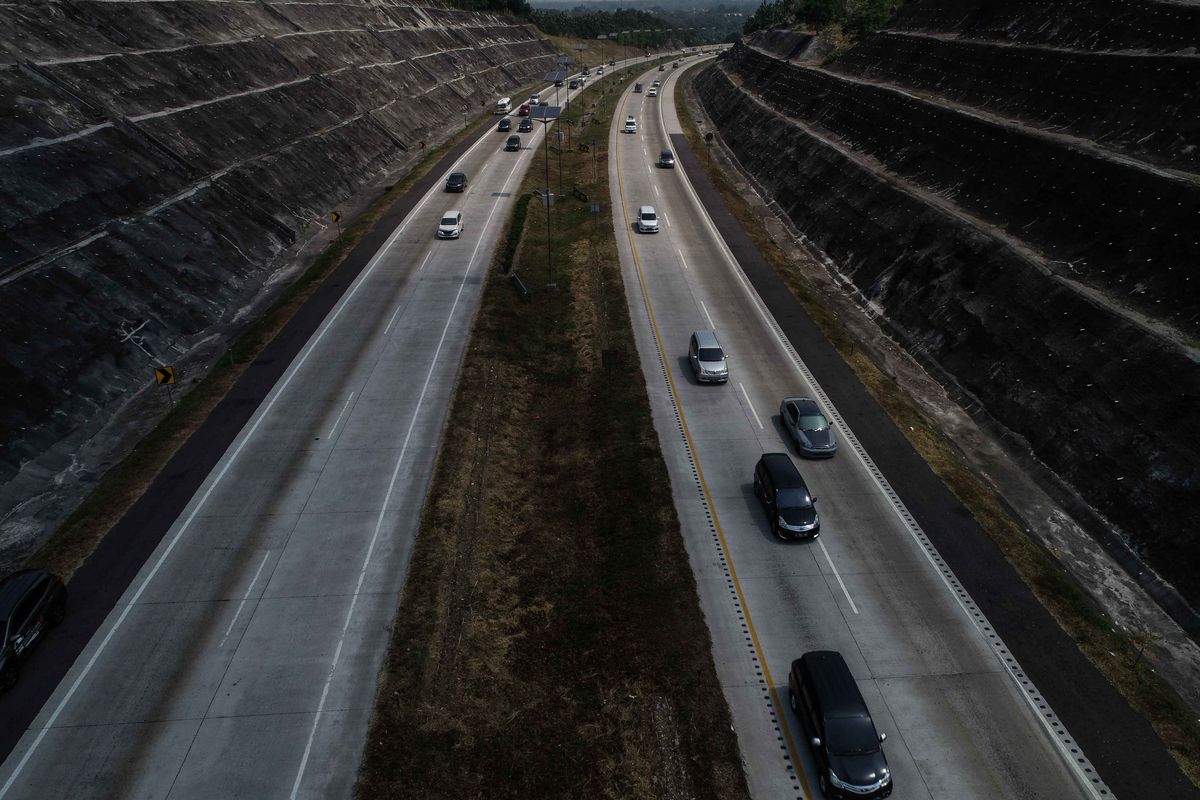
left=784, top=397, right=823, bottom=415
left=448, top=172, right=465, bottom=178
left=0, top=569, right=47, bottom=616
left=442, top=209, right=461, bottom=217
left=661, top=149, right=673, bottom=156
left=798, top=651, right=871, bottom=720
left=759, top=452, right=806, bottom=488
left=692, top=329, right=720, bottom=347
left=639, top=205, right=656, bottom=215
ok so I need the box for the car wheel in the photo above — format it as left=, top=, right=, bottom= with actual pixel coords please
left=49, top=598, right=65, bottom=627
left=789, top=692, right=798, bottom=713
left=819, top=772, right=829, bottom=796
left=0, top=662, right=17, bottom=693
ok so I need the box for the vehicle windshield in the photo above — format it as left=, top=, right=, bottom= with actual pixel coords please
left=826, top=717, right=880, bottom=756
left=798, top=414, right=829, bottom=431
left=641, top=212, right=656, bottom=221
left=776, top=488, right=812, bottom=509
left=697, top=347, right=723, bottom=362
left=440, top=217, right=458, bottom=226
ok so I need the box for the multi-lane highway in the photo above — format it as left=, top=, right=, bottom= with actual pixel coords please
left=0, top=68, right=609, bottom=799
left=608, top=60, right=1108, bottom=799
left=0, top=51, right=1127, bottom=800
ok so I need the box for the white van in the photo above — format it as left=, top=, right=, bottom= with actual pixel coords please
left=495, top=96, right=512, bottom=114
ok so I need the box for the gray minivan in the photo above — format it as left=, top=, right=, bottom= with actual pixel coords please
left=688, top=330, right=728, bottom=383
left=789, top=651, right=892, bottom=798
left=753, top=452, right=819, bottom=539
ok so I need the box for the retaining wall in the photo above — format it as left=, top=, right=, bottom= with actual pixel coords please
left=0, top=0, right=555, bottom=563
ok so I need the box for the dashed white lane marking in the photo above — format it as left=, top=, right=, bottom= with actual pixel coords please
left=218, top=551, right=272, bottom=649
left=738, top=382, right=764, bottom=430
left=676, top=247, right=687, bottom=269
left=818, top=539, right=859, bottom=614
left=288, top=125, right=530, bottom=800
left=699, top=299, right=716, bottom=331
left=0, top=90, right=497, bottom=799
left=415, top=249, right=434, bottom=273
left=653, top=184, right=660, bottom=197
left=326, top=391, right=355, bottom=440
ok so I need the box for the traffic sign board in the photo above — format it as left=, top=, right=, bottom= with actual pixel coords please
left=155, top=366, right=175, bottom=385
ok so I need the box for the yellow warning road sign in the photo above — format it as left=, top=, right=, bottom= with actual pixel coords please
left=155, top=366, right=175, bottom=385
left=331, top=210, right=343, bottom=224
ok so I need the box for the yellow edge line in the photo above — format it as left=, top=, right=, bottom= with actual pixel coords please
left=613, top=87, right=813, bottom=800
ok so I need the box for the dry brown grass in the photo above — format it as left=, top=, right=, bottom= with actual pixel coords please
left=24, top=119, right=489, bottom=584
left=673, top=64, right=1200, bottom=788
left=357, top=65, right=749, bottom=800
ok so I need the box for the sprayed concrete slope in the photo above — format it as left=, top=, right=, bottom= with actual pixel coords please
left=0, top=0, right=555, bottom=565
left=693, top=0, right=1200, bottom=615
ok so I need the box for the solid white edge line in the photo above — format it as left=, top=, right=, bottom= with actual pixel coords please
left=737, top=382, right=764, bottom=430
left=0, top=103, right=503, bottom=800
left=662, top=67, right=1109, bottom=800
left=288, top=120, right=530, bottom=800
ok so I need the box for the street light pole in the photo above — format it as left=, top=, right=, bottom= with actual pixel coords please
left=531, top=104, right=562, bottom=290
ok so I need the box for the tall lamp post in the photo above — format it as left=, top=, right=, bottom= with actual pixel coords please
left=530, top=104, right=562, bottom=289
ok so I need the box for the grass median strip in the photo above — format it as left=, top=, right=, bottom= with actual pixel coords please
left=673, top=62, right=1200, bottom=786
left=357, top=68, right=750, bottom=799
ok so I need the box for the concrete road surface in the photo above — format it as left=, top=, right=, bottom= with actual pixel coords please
left=608, top=57, right=1108, bottom=800
left=0, top=66, right=610, bottom=800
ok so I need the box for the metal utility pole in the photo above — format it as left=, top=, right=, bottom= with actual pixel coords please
left=531, top=105, right=562, bottom=289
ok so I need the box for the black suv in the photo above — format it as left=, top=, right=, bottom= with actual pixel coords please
left=445, top=172, right=467, bottom=192
left=505, top=135, right=522, bottom=151
left=754, top=453, right=819, bottom=540
left=790, top=651, right=892, bottom=799
left=1, top=569, right=67, bottom=691
left=497, top=117, right=512, bottom=132
left=518, top=117, right=533, bottom=133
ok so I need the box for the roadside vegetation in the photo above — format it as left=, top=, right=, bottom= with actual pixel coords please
left=673, top=62, right=1200, bottom=787
left=356, top=65, right=750, bottom=799
left=743, top=0, right=904, bottom=48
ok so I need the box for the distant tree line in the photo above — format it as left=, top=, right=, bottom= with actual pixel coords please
left=445, top=0, right=533, bottom=17
left=743, top=0, right=901, bottom=36
left=530, top=7, right=673, bottom=42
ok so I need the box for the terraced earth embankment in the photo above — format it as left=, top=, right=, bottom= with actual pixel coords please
left=693, top=1, right=1200, bottom=608
left=0, top=0, right=556, bottom=565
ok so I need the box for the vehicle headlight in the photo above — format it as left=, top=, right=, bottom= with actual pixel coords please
left=828, top=770, right=850, bottom=790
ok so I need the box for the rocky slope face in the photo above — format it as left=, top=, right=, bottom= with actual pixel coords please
left=0, top=1, right=555, bottom=564
left=694, top=1, right=1200, bottom=604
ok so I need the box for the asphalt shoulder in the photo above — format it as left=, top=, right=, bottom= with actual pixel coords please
left=667, top=130, right=1199, bottom=800
left=0, top=114, right=499, bottom=763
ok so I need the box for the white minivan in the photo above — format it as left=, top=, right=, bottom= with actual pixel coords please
left=623, top=115, right=637, bottom=134
left=437, top=210, right=463, bottom=239
left=637, top=205, right=659, bottom=233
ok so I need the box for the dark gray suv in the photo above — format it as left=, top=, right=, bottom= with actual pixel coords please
left=753, top=453, right=819, bottom=540
left=790, top=651, right=892, bottom=798
left=1, top=569, right=67, bottom=691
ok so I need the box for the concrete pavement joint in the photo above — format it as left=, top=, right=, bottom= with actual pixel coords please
left=615, top=76, right=809, bottom=800
left=662, top=67, right=1112, bottom=800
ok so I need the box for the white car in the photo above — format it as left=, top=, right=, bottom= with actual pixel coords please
left=636, top=205, right=659, bottom=233
left=647, top=87, right=658, bottom=97
left=623, top=115, right=637, bottom=134
left=437, top=210, right=463, bottom=239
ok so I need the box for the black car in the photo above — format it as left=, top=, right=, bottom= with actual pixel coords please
left=1, top=569, right=67, bottom=691
left=518, top=117, right=533, bottom=133
left=445, top=172, right=467, bottom=192
left=505, top=135, right=522, bottom=151
left=497, top=117, right=512, bottom=132
left=658, top=149, right=675, bottom=168
left=753, top=453, right=819, bottom=539
left=789, top=651, right=892, bottom=799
